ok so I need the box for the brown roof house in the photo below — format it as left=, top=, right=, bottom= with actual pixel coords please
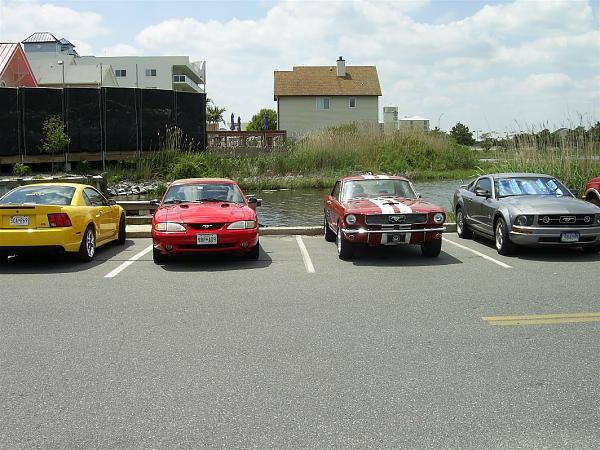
left=274, top=57, right=381, bottom=139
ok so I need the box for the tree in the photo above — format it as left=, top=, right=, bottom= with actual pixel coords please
left=206, top=98, right=226, bottom=128
left=39, top=116, right=70, bottom=172
left=246, top=108, right=277, bottom=131
left=450, top=122, right=475, bottom=146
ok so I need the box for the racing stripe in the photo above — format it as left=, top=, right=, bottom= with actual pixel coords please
left=369, top=198, right=396, bottom=214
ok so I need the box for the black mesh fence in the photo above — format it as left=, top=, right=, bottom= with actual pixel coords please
left=0, top=86, right=206, bottom=159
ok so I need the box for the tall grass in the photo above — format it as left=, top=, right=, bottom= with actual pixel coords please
left=488, top=130, right=599, bottom=193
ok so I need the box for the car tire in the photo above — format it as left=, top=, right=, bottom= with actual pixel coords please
left=494, top=217, right=515, bottom=256
left=582, top=244, right=600, bottom=254
left=456, top=207, right=473, bottom=239
left=117, top=214, right=126, bottom=245
left=336, top=226, right=353, bottom=260
left=153, top=247, right=167, bottom=264
left=245, top=240, right=260, bottom=260
left=78, top=225, right=96, bottom=262
left=421, top=238, right=442, bottom=257
left=324, top=215, right=336, bottom=242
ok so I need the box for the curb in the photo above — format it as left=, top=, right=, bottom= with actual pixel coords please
left=127, top=223, right=458, bottom=238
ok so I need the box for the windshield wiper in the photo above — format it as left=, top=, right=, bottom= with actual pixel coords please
left=163, top=199, right=189, bottom=204
left=199, top=198, right=236, bottom=203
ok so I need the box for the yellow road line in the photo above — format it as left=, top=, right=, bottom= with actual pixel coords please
left=483, top=312, right=600, bottom=326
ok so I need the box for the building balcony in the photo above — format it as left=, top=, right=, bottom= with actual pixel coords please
left=172, top=74, right=203, bottom=93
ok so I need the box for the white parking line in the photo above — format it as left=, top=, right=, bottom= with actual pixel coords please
left=442, top=237, right=512, bottom=269
left=296, top=235, right=315, bottom=273
left=104, top=244, right=153, bottom=278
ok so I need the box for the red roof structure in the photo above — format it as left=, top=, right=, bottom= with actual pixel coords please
left=0, top=43, right=37, bottom=87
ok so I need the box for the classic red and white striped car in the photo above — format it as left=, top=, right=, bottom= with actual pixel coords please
left=324, top=174, right=446, bottom=259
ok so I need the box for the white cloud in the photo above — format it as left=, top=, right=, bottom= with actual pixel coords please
left=100, top=44, right=145, bottom=57
left=526, top=73, right=573, bottom=90
left=0, top=1, right=108, bottom=42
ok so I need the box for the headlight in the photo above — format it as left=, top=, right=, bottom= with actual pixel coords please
left=515, top=215, right=533, bottom=226
left=433, top=213, right=445, bottom=224
left=345, top=214, right=357, bottom=225
left=227, top=220, right=257, bottom=230
left=154, top=222, right=186, bottom=232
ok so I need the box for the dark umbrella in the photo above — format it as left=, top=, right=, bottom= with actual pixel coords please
left=230, top=113, right=235, bottom=131
left=237, top=116, right=241, bottom=131
left=262, top=111, right=269, bottom=130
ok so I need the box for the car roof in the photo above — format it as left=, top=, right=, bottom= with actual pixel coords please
left=340, top=174, right=409, bottom=182
left=481, top=173, right=554, bottom=179
left=12, top=182, right=90, bottom=189
left=169, top=178, right=235, bottom=185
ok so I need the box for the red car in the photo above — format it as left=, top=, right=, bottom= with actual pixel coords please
left=324, top=174, right=446, bottom=259
left=584, top=177, right=600, bottom=207
left=151, top=178, right=260, bottom=263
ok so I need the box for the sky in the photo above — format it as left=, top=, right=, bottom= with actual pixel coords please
left=0, top=0, right=598, bottom=134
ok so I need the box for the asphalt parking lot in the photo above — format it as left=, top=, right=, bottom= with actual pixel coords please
left=1, top=235, right=599, bottom=448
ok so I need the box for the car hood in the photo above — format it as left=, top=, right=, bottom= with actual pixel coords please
left=154, top=203, right=255, bottom=223
left=501, top=196, right=600, bottom=215
left=342, top=197, right=444, bottom=214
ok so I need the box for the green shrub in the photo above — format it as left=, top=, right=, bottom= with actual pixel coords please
left=13, top=162, right=31, bottom=177
left=75, top=159, right=92, bottom=175
left=167, top=153, right=215, bottom=179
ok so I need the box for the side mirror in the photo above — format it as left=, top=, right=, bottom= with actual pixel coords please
left=107, top=199, right=116, bottom=206
left=415, top=192, right=422, bottom=199
left=149, top=199, right=161, bottom=207
left=475, top=189, right=491, bottom=198
left=248, top=196, right=262, bottom=209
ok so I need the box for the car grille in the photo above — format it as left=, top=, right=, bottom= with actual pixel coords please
left=536, top=215, right=596, bottom=227
left=186, top=223, right=225, bottom=230
left=365, top=214, right=428, bottom=225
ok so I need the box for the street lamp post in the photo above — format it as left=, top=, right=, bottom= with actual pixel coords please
left=57, top=60, right=68, bottom=171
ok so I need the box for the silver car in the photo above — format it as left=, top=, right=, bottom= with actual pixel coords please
left=453, top=173, right=600, bottom=255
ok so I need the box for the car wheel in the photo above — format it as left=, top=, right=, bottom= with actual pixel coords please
left=117, top=214, right=126, bottom=245
left=336, top=226, right=353, bottom=260
left=245, top=240, right=260, bottom=260
left=324, top=215, right=336, bottom=242
left=582, top=244, right=600, bottom=254
left=153, top=247, right=167, bottom=264
left=495, top=217, right=515, bottom=256
left=78, top=225, right=96, bottom=262
left=421, top=239, right=442, bottom=257
left=456, top=207, right=473, bottom=239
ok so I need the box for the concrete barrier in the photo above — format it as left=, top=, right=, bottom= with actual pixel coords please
left=127, top=223, right=457, bottom=238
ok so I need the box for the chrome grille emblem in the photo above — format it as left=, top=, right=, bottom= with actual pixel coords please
left=389, top=215, right=405, bottom=223
left=542, top=216, right=550, bottom=224
left=559, top=216, right=575, bottom=224
left=202, top=224, right=212, bottom=229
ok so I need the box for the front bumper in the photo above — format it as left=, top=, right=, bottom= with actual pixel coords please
left=0, top=227, right=83, bottom=253
left=510, top=225, right=600, bottom=246
left=152, top=228, right=259, bottom=254
left=341, top=226, right=446, bottom=245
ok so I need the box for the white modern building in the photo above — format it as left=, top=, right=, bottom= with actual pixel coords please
left=399, top=116, right=430, bottom=132
left=22, top=32, right=205, bottom=93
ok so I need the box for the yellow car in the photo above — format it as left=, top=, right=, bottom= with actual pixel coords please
left=0, top=183, right=126, bottom=262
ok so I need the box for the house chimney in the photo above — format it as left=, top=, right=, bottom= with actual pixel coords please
left=336, top=56, right=346, bottom=77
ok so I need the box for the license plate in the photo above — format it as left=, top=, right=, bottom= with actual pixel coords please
left=196, top=233, right=217, bottom=245
left=10, top=215, right=29, bottom=226
left=561, top=231, right=579, bottom=243
left=387, top=233, right=408, bottom=244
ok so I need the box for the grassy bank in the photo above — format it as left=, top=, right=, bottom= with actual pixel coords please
left=107, top=126, right=479, bottom=191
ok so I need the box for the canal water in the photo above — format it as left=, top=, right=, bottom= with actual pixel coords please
left=254, top=179, right=464, bottom=226
left=120, top=179, right=465, bottom=227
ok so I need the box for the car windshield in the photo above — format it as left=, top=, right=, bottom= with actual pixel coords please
left=495, top=177, right=571, bottom=198
left=163, top=183, right=245, bottom=204
left=0, top=185, right=75, bottom=205
left=341, top=179, right=417, bottom=201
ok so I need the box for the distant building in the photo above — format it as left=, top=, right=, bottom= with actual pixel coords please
left=398, top=116, right=430, bottom=132
left=383, top=106, right=398, bottom=133
left=22, top=32, right=205, bottom=93
left=274, top=57, right=381, bottom=138
left=0, top=42, right=37, bottom=87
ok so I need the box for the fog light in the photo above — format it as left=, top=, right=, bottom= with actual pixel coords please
left=165, top=244, right=173, bottom=251
left=348, top=234, right=355, bottom=240
left=241, top=241, right=248, bottom=248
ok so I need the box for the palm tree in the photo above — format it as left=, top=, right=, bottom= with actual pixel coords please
left=206, top=98, right=226, bottom=129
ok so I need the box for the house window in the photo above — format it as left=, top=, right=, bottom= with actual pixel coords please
left=145, top=69, right=157, bottom=77
left=115, top=69, right=126, bottom=77
left=316, top=97, right=330, bottom=110
left=349, top=97, right=356, bottom=108
left=173, top=75, right=186, bottom=82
